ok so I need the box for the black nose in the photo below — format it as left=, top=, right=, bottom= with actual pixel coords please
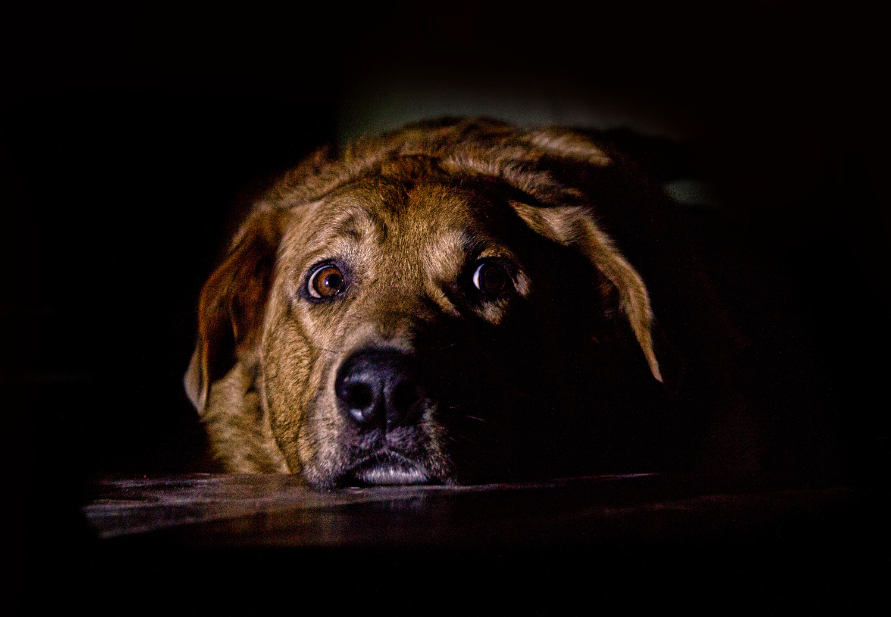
left=335, top=349, right=430, bottom=430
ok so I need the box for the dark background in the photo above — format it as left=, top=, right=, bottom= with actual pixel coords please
left=3, top=3, right=887, bottom=497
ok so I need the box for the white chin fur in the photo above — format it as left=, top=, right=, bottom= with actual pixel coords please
left=356, top=463, right=429, bottom=485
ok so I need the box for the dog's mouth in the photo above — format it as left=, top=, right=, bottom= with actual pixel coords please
left=339, top=451, right=433, bottom=487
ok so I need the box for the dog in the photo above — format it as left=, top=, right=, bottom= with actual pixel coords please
left=185, top=117, right=754, bottom=488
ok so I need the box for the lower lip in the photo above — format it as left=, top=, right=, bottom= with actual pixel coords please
left=353, top=462, right=429, bottom=485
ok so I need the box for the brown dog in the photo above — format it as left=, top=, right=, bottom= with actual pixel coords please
left=186, top=117, right=727, bottom=488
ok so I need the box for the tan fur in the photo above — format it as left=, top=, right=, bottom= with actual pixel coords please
left=186, top=118, right=665, bottom=487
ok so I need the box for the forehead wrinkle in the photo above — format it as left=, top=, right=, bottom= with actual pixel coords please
left=301, top=197, right=383, bottom=253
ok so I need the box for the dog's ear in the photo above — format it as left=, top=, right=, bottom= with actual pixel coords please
left=512, top=202, right=663, bottom=383
left=185, top=209, right=287, bottom=411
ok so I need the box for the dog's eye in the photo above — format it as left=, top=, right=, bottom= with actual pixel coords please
left=308, top=264, right=346, bottom=299
left=472, top=260, right=510, bottom=296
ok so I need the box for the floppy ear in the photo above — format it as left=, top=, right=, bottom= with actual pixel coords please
left=512, top=203, right=663, bottom=383
left=185, top=209, right=286, bottom=411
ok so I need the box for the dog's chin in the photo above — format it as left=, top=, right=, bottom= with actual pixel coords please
left=338, top=453, right=434, bottom=487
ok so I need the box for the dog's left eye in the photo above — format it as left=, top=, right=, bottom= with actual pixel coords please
left=307, top=264, right=347, bottom=299
left=472, top=260, right=511, bottom=296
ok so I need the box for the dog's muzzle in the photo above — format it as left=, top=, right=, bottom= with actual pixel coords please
left=334, top=348, right=438, bottom=485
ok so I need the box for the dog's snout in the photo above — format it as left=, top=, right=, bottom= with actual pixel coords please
left=335, top=349, right=430, bottom=430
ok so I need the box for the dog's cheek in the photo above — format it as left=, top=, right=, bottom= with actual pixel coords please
left=261, top=313, right=321, bottom=473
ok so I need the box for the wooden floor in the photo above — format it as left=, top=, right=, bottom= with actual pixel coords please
left=31, top=473, right=879, bottom=611
left=81, top=473, right=865, bottom=548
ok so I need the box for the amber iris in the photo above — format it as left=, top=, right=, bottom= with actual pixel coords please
left=309, top=265, right=346, bottom=298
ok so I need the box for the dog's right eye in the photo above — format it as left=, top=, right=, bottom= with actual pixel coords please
left=307, top=264, right=347, bottom=299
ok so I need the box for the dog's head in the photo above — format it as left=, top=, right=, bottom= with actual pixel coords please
left=186, top=118, right=668, bottom=487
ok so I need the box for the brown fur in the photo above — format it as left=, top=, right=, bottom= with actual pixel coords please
left=186, top=117, right=674, bottom=488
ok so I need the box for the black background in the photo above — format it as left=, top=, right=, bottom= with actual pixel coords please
left=4, top=3, right=887, bottom=493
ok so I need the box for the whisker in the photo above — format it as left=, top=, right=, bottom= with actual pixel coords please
left=463, top=415, right=493, bottom=424
left=446, top=434, right=481, bottom=447
left=314, top=346, right=342, bottom=355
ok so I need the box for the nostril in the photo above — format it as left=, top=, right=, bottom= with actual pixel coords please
left=338, top=379, right=378, bottom=425
left=343, top=382, right=374, bottom=411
